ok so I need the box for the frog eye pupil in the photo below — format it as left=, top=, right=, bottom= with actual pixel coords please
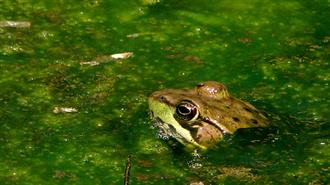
left=175, top=101, right=198, bottom=121
left=177, top=106, right=191, bottom=115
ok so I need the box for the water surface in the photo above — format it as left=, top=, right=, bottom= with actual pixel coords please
left=0, top=0, right=329, bottom=184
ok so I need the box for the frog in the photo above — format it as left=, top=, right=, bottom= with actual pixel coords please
left=148, top=81, right=269, bottom=150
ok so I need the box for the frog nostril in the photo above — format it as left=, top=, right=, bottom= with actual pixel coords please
left=159, top=96, right=166, bottom=102
left=197, top=83, right=205, bottom=87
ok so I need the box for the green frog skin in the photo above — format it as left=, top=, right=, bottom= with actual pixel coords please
left=148, top=81, right=269, bottom=149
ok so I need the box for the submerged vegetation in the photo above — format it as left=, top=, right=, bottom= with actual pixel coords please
left=0, top=0, right=329, bottom=184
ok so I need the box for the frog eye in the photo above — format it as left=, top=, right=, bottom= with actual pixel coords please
left=175, top=101, right=199, bottom=121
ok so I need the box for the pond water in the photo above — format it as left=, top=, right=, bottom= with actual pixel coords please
left=0, top=0, right=329, bottom=184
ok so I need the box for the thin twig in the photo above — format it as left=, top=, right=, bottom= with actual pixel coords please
left=124, top=155, right=131, bottom=185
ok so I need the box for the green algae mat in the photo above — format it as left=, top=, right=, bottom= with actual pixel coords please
left=0, top=0, right=329, bottom=184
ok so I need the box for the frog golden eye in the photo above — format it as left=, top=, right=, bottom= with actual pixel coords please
left=175, top=101, right=199, bottom=121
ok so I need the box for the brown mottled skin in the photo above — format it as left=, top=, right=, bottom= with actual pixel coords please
left=149, top=81, right=269, bottom=148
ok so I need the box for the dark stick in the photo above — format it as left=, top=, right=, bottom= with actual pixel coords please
left=124, top=155, right=131, bottom=185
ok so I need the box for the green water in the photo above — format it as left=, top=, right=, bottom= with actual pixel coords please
left=0, top=0, right=329, bottom=184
